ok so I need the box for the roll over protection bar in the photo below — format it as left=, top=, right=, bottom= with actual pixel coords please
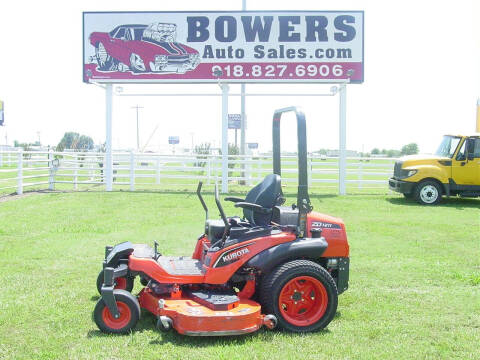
left=272, top=107, right=312, bottom=237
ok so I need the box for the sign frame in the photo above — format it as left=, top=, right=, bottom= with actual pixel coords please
left=83, top=10, right=364, bottom=84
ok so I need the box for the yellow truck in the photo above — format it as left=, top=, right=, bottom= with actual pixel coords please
left=389, top=134, right=480, bottom=204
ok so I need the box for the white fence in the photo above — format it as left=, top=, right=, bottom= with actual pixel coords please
left=0, top=150, right=395, bottom=195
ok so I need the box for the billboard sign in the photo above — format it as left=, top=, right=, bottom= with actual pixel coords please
left=0, top=100, right=3, bottom=126
left=168, top=136, right=180, bottom=144
left=228, top=114, right=242, bottom=129
left=83, top=11, right=363, bottom=84
left=247, top=143, right=259, bottom=149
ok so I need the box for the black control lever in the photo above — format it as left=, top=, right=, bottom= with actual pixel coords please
left=214, top=184, right=230, bottom=244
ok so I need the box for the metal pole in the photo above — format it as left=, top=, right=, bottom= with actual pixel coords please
left=240, top=0, right=247, bottom=157
left=131, top=105, right=143, bottom=150
left=339, top=84, right=347, bottom=195
left=105, top=84, right=113, bottom=191
left=221, top=83, right=230, bottom=193
left=129, top=150, right=135, bottom=191
left=136, top=108, right=140, bottom=150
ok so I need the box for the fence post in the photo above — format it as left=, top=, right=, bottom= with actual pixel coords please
left=74, top=153, right=78, bottom=190
left=206, top=157, right=211, bottom=185
left=307, top=155, right=312, bottom=187
left=155, top=157, right=161, bottom=185
left=130, top=150, right=135, bottom=191
left=246, top=155, right=252, bottom=186
left=48, top=150, right=55, bottom=190
left=358, top=159, right=363, bottom=190
left=17, top=150, right=23, bottom=195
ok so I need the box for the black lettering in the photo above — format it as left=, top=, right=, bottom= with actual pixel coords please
left=215, top=48, right=226, bottom=59
left=305, top=16, right=328, bottom=41
left=325, top=48, right=335, bottom=58
left=315, top=48, right=324, bottom=58
left=278, top=16, right=300, bottom=42
left=334, top=15, right=356, bottom=42
left=215, top=16, right=237, bottom=42
left=202, top=45, right=214, bottom=58
left=254, top=45, right=265, bottom=58
left=187, top=16, right=209, bottom=42
left=297, top=48, right=307, bottom=58
left=234, top=48, right=245, bottom=58
left=241, top=16, right=274, bottom=42
left=267, top=48, right=278, bottom=58
left=286, top=48, right=295, bottom=59
left=337, top=48, right=352, bottom=58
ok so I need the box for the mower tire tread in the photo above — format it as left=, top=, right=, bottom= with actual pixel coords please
left=259, top=259, right=338, bottom=332
left=93, top=289, right=140, bottom=334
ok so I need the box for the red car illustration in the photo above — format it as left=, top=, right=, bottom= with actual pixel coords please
left=89, top=23, right=200, bottom=74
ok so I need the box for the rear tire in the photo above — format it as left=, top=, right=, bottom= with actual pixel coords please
left=260, top=260, right=338, bottom=332
left=96, top=270, right=134, bottom=295
left=414, top=180, right=442, bottom=205
left=93, top=290, right=140, bottom=334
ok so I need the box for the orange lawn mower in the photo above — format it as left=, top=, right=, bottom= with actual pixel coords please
left=93, top=107, right=350, bottom=336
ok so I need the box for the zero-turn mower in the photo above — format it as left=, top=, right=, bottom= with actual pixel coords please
left=93, top=107, right=350, bottom=336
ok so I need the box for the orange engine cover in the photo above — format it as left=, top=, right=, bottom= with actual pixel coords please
left=307, top=211, right=349, bottom=257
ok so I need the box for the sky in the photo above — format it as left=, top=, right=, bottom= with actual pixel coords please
left=0, top=0, right=478, bottom=154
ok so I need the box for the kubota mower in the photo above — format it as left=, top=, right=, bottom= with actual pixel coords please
left=93, top=107, right=349, bottom=336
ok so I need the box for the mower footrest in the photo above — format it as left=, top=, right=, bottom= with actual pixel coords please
left=158, top=256, right=203, bottom=275
left=186, top=290, right=239, bottom=311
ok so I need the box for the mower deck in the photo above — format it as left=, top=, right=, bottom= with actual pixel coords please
left=138, top=288, right=266, bottom=336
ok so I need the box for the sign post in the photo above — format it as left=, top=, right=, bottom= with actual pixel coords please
left=105, top=84, right=113, bottom=191
left=228, top=114, right=242, bottom=147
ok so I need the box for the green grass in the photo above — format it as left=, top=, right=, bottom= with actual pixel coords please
left=0, top=190, right=479, bottom=359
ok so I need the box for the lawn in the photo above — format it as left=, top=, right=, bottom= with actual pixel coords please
left=0, top=190, right=479, bottom=359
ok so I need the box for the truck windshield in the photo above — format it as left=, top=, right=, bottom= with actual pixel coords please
left=435, top=135, right=461, bottom=158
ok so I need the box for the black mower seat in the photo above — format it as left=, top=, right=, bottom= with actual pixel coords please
left=243, top=174, right=283, bottom=226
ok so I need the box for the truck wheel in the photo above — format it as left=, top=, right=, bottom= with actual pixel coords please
left=96, top=270, right=134, bottom=295
left=414, top=180, right=442, bottom=205
left=260, top=260, right=338, bottom=333
left=93, top=290, right=140, bottom=334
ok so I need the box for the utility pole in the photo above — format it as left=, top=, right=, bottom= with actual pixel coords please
left=131, top=105, right=143, bottom=150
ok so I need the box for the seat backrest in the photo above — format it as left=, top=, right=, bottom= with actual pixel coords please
left=244, top=174, right=282, bottom=226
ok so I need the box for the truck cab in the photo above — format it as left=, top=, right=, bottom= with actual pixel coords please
left=389, top=134, right=480, bottom=204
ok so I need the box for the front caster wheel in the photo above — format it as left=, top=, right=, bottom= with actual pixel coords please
left=93, top=290, right=140, bottom=334
left=96, top=270, right=134, bottom=295
left=260, top=260, right=338, bottom=332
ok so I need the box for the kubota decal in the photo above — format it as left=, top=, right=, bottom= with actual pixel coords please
left=213, top=244, right=251, bottom=268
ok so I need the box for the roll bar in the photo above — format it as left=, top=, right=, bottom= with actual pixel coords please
left=196, top=182, right=208, bottom=221
left=272, top=107, right=312, bottom=237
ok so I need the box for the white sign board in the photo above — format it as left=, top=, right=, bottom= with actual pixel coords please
left=83, top=11, right=363, bottom=83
